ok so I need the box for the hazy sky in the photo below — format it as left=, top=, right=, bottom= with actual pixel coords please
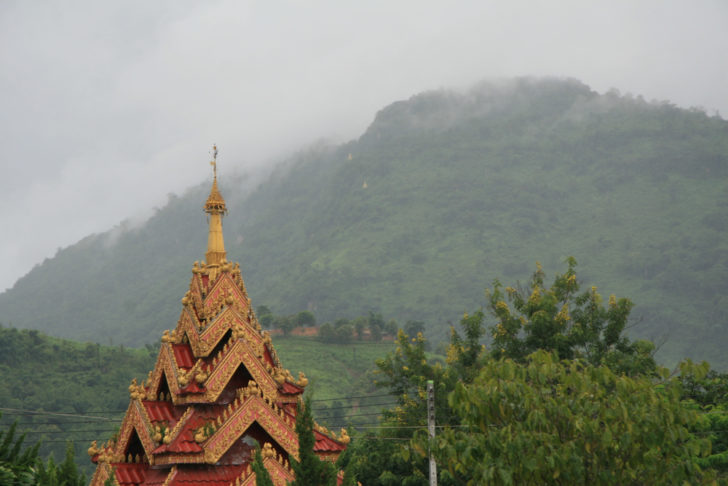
left=1, top=0, right=726, bottom=291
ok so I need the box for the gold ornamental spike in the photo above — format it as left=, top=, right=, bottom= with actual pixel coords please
left=204, top=145, right=227, bottom=269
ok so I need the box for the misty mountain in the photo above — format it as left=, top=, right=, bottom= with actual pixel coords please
left=1, top=77, right=726, bottom=365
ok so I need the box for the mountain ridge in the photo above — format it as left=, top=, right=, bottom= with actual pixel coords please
left=1, top=77, right=726, bottom=365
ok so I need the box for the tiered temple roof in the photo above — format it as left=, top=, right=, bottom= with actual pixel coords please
left=89, top=149, right=348, bottom=486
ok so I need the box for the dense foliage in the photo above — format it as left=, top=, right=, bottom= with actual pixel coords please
left=487, top=257, right=656, bottom=375
left=0, top=78, right=726, bottom=366
left=337, top=263, right=725, bottom=484
left=290, top=398, right=337, bottom=486
left=0, top=414, right=85, bottom=486
left=251, top=446, right=274, bottom=486
left=433, top=351, right=713, bottom=485
left=0, top=324, right=155, bottom=476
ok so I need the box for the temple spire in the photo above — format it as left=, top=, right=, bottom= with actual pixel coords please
left=204, top=145, right=227, bottom=268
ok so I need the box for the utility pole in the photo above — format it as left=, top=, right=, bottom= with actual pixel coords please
left=427, top=380, right=437, bottom=486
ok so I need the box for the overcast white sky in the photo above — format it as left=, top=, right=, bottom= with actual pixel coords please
left=1, top=0, right=727, bottom=291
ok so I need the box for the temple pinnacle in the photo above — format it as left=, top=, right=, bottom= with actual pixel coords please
left=204, top=145, right=227, bottom=268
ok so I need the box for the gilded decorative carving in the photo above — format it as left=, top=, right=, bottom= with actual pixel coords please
left=161, top=466, right=177, bottom=486
left=110, top=402, right=156, bottom=466
left=89, top=461, right=113, bottom=486
left=231, top=451, right=294, bottom=486
left=295, top=372, right=308, bottom=388
left=203, top=339, right=278, bottom=402
left=204, top=393, right=298, bottom=464
left=205, top=273, right=247, bottom=315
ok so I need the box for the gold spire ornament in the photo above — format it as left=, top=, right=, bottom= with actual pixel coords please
left=204, top=145, right=227, bottom=273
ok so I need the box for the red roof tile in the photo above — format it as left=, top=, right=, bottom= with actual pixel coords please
left=160, top=409, right=224, bottom=455
left=169, top=465, right=245, bottom=486
left=279, top=381, right=303, bottom=395
left=143, top=401, right=181, bottom=423
left=314, top=430, right=346, bottom=452
left=142, top=468, right=171, bottom=486
left=172, top=344, right=195, bottom=369
left=115, top=463, right=147, bottom=485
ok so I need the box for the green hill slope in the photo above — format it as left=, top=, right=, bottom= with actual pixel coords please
left=1, top=77, right=726, bottom=365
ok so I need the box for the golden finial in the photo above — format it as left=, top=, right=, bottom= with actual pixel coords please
left=204, top=145, right=227, bottom=269
left=210, top=144, right=218, bottom=179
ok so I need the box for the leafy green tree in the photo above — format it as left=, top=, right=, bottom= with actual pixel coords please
left=251, top=446, right=274, bottom=486
left=359, top=313, right=490, bottom=484
left=0, top=418, right=38, bottom=485
left=290, top=398, right=337, bottom=486
left=404, top=320, right=425, bottom=338
left=257, top=305, right=274, bottom=329
left=335, top=324, right=354, bottom=343
left=295, top=311, right=316, bottom=328
left=318, top=323, right=336, bottom=342
left=35, top=443, right=85, bottom=486
left=274, top=315, right=295, bottom=336
left=0, top=417, right=85, bottom=486
left=333, top=318, right=350, bottom=329
left=332, top=439, right=357, bottom=486
left=368, top=312, right=385, bottom=342
left=353, top=317, right=366, bottom=340
left=678, top=361, right=728, bottom=478
left=338, top=433, right=426, bottom=486
left=384, top=319, right=398, bottom=337
left=487, top=258, right=655, bottom=376
left=428, top=350, right=714, bottom=485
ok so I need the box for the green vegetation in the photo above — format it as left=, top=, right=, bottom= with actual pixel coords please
left=1, top=78, right=725, bottom=366
left=487, top=257, right=656, bottom=375
left=251, top=446, right=274, bottom=486
left=272, top=335, right=393, bottom=402
left=336, top=262, right=725, bottom=484
left=1, top=415, right=85, bottom=486
left=3, top=261, right=728, bottom=483
left=0, top=325, right=156, bottom=477
left=290, top=398, right=337, bottom=486
left=433, top=352, right=713, bottom=485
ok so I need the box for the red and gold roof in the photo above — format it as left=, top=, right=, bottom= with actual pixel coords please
left=89, top=151, right=347, bottom=486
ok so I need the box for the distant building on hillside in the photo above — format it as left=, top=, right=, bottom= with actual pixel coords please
left=88, top=149, right=348, bottom=486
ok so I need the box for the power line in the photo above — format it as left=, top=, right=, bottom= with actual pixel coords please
left=313, top=400, right=397, bottom=412
left=0, top=420, right=123, bottom=426
left=0, top=408, right=117, bottom=421
left=310, top=392, right=394, bottom=403
left=18, top=428, right=118, bottom=435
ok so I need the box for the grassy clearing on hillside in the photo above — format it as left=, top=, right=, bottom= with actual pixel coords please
left=272, top=336, right=395, bottom=400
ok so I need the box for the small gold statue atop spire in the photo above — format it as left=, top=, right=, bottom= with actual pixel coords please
left=204, top=145, right=227, bottom=271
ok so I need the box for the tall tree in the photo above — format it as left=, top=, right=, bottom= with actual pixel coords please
left=0, top=416, right=85, bottom=486
left=487, top=258, right=656, bottom=376
left=356, top=313, right=490, bottom=485
left=252, top=446, right=274, bottom=486
left=429, top=351, right=715, bottom=485
left=290, top=398, right=337, bottom=486
left=0, top=419, right=38, bottom=486
left=34, top=443, right=86, bottom=486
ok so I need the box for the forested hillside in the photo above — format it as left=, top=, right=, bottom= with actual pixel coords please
left=1, top=77, right=726, bottom=365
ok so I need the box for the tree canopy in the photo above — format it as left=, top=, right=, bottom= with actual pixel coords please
left=430, top=351, right=714, bottom=485
left=487, top=258, right=656, bottom=375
